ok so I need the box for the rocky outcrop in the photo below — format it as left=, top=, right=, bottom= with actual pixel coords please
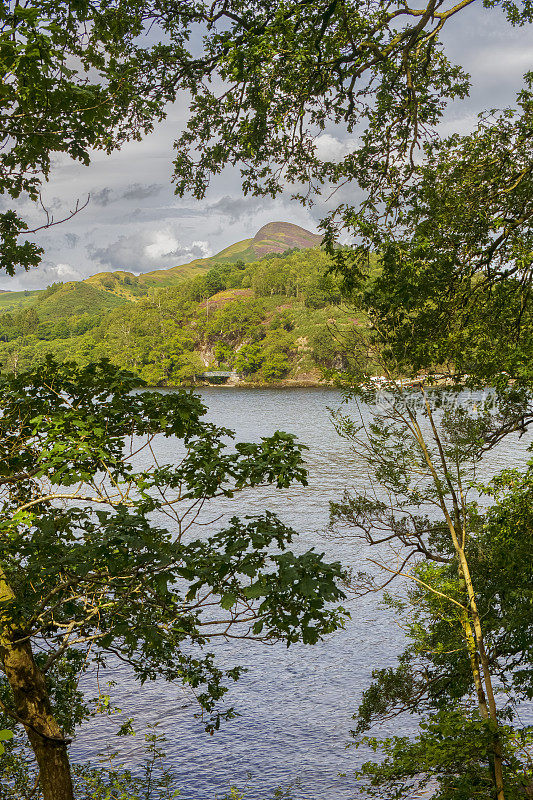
left=251, top=222, right=323, bottom=257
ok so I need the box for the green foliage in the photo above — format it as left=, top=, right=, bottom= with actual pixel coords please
left=0, top=358, right=347, bottom=777
left=0, top=248, right=361, bottom=384
left=310, top=326, right=349, bottom=370
left=304, top=273, right=342, bottom=309
left=0, top=729, right=13, bottom=756
left=203, top=299, right=266, bottom=344
left=171, top=0, right=488, bottom=202
left=2, top=0, right=268, bottom=277
left=234, top=341, right=264, bottom=376
left=332, top=82, right=533, bottom=387
left=355, top=707, right=533, bottom=800
left=0, top=726, right=180, bottom=800
left=35, top=282, right=127, bottom=319
left=251, top=250, right=334, bottom=299
left=329, top=382, right=533, bottom=797
left=0, top=211, right=42, bottom=276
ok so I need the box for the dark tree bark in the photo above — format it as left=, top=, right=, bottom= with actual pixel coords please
left=1, top=631, right=74, bottom=800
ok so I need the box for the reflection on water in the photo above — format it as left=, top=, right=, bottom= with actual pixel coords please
left=71, top=388, right=532, bottom=799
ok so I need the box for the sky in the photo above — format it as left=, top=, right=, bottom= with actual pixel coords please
left=2, top=3, right=532, bottom=291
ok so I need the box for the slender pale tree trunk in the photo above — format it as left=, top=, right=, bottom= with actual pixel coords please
left=457, top=551, right=505, bottom=800
left=408, top=393, right=506, bottom=800
left=460, top=613, right=490, bottom=720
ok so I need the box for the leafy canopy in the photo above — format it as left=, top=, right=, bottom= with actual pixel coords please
left=0, top=358, right=347, bottom=744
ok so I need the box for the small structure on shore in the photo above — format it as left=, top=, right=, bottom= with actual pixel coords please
left=197, top=371, right=233, bottom=384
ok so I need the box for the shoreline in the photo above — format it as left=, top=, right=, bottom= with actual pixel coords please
left=170, top=378, right=333, bottom=390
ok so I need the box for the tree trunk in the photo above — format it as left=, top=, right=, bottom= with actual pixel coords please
left=413, top=397, right=506, bottom=800
left=2, top=636, right=75, bottom=800
left=458, top=551, right=506, bottom=800
left=0, top=571, right=74, bottom=800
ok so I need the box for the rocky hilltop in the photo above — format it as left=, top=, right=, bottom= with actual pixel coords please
left=250, top=222, right=323, bottom=257
left=0, top=221, right=326, bottom=318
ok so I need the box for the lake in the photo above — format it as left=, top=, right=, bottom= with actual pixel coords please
left=71, top=387, right=532, bottom=799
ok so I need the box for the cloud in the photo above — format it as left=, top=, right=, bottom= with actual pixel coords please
left=313, top=134, right=357, bottom=162
left=144, top=231, right=180, bottom=259
left=3, top=260, right=84, bottom=291
left=205, top=195, right=275, bottom=222
left=88, top=230, right=212, bottom=272
left=47, top=196, right=64, bottom=211
left=55, top=262, right=80, bottom=280
left=91, top=183, right=164, bottom=208
left=64, top=233, right=80, bottom=249
left=111, top=205, right=197, bottom=224
left=166, top=240, right=212, bottom=261
left=92, top=188, right=114, bottom=207
left=122, top=183, right=163, bottom=201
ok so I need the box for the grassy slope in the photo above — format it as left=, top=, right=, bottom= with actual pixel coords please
left=0, top=290, right=41, bottom=313
left=83, top=239, right=257, bottom=299
left=83, top=223, right=324, bottom=299
left=136, top=239, right=256, bottom=283
left=35, top=282, right=128, bottom=319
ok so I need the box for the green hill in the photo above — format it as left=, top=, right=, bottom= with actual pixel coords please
left=0, top=222, right=324, bottom=311
left=0, top=290, right=41, bottom=313
left=35, top=282, right=128, bottom=319
left=85, top=222, right=324, bottom=298
left=0, top=244, right=368, bottom=385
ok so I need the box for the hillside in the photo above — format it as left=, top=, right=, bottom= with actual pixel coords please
left=84, top=221, right=323, bottom=298
left=250, top=222, right=323, bottom=257
left=0, top=289, right=41, bottom=314
left=35, top=282, right=127, bottom=319
left=0, top=244, right=368, bottom=385
left=0, top=222, right=324, bottom=310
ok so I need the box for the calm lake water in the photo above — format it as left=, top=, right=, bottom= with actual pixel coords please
left=71, top=388, right=532, bottom=799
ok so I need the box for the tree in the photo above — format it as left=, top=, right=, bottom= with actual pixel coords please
left=0, top=0, right=220, bottom=277
left=328, top=378, right=533, bottom=799
left=161, top=1, right=532, bottom=395
left=333, top=82, right=533, bottom=389
left=0, top=358, right=347, bottom=800
left=170, top=1, right=530, bottom=211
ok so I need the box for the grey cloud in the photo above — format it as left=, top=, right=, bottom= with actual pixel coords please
left=205, top=195, right=275, bottom=223
left=64, top=233, right=80, bottom=249
left=91, top=183, right=164, bottom=208
left=122, top=183, right=163, bottom=201
left=89, top=234, right=145, bottom=269
left=92, top=188, right=114, bottom=207
left=164, top=242, right=211, bottom=261
left=112, top=206, right=197, bottom=224
left=48, top=196, right=64, bottom=211
left=88, top=231, right=211, bottom=273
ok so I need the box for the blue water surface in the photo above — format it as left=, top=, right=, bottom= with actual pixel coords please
left=71, top=388, right=532, bottom=799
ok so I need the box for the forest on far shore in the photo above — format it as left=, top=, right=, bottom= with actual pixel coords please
left=0, top=247, right=369, bottom=384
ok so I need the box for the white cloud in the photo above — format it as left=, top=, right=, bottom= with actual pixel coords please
left=55, top=263, right=79, bottom=279
left=145, top=231, right=212, bottom=263
left=88, top=230, right=213, bottom=273
left=145, top=231, right=180, bottom=259
left=4, top=260, right=85, bottom=291
left=314, top=134, right=357, bottom=162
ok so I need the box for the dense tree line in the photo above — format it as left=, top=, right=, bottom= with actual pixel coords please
left=0, top=249, right=355, bottom=384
